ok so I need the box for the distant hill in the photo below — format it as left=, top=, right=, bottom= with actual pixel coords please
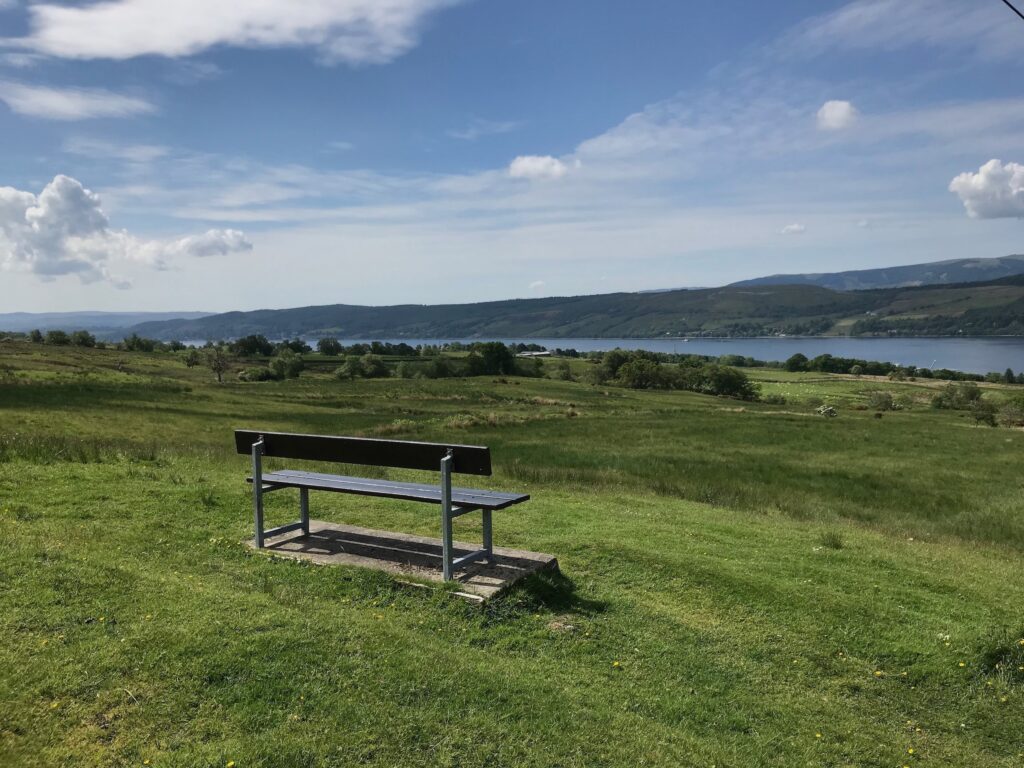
left=728, top=255, right=1024, bottom=291
left=0, top=311, right=211, bottom=334
left=129, top=276, right=1024, bottom=340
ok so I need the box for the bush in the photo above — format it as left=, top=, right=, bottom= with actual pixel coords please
left=676, top=364, right=760, bottom=400
left=971, top=399, right=998, bottom=427
left=360, top=354, right=390, bottom=379
left=932, top=382, right=982, bottom=410
left=395, top=361, right=415, bottom=379
left=763, top=393, right=787, bottom=405
left=70, top=330, right=96, bottom=348
left=616, top=358, right=667, bottom=389
left=269, top=349, right=304, bottom=379
left=44, top=330, right=70, bottom=345
left=238, top=367, right=277, bottom=382
left=866, top=391, right=895, bottom=411
left=998, top=396, right=1024, bottom=427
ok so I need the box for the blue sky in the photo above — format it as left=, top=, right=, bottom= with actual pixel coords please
left=1, top=0, right=1023, bottom=312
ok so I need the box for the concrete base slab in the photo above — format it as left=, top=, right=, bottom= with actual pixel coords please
left=248, top=520, right=559, bottom=601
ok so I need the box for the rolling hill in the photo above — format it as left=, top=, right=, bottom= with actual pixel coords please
left=128, top=276, right=1024, bottom=340
left=728, top=255, right=1024, bottom=291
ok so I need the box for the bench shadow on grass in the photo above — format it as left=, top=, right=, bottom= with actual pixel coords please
left=492, top=569, right=607, bottom=616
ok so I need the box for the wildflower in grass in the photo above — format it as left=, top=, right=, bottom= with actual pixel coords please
left=226, top=762, right=235, bottom=768
left=874, top=670, right=883, bottom=677
left=815, top=732, right=822, bottom=739
left=908, top=748, right=915, bottom=754
left=612, top=660, right=621, bottom=668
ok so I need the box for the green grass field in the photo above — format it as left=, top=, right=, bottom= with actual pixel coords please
left=2, top=342, right=1023, bottom=767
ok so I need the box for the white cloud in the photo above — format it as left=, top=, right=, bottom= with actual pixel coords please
left=163, top=228, right=252, bottom=258
left=0, top=175, right=251, bottom=285
left=949, top=159, right=1024, bottom=219
left=63, top=137, right=169, bottom=163
left=0, top=81, right=155, bottom=120
left=509, top=155, right=569, bottom=180
left=528, top=280, right=545, bottom=293
left=448, top=118, right=522, bottom=141
left=817, top=100, right=857, bottom=131
left=780, top=223, right=806, bottom=235
left=14, top=0, right=462, bottom=65
left=781, top=0, right=1022, bottom=62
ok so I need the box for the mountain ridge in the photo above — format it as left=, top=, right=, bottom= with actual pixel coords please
left=728, top=255, right=1024, bottom=291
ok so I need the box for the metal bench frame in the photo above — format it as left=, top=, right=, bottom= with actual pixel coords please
left=249, top=437, right=497, bottom=580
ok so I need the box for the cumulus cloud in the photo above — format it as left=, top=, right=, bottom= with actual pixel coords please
left=528, top=280, right=546, bottom=293
left=0, top=175, right=251, bottom=285
left=508, top=155, right=569, bottom=180
left=780, top=223, right=806, bottom=235
left=949, top=159, right=1024, bottom=219
left=0, top=81, right=155, bottom=120
left=816, top=100, right=857, bottom=131
left=14, top=0, right=461, bottom=65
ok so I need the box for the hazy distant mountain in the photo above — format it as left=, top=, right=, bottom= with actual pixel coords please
left=728, top=255, right=1024, bottom=291
left=0, top=311, right=211, bottom=333
left=128, top=276, right=1024, bottom=340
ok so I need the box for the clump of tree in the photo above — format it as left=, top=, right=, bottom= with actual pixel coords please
left=335, top=353, right=390, bottom=380
left=316, top=337, right=343, bottom=356
left=931, top=382, right=983, bottom=410
left=585, top=349, right=759, bottom=400
left=230, top=334, right=274, bottom=356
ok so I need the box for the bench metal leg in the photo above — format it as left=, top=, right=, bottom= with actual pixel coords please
left=482, top=509, right=494, bottom=563
left=252, top=438, right=265, bottom=548
left=440, top=451, right=454, bottom=580
left=299, top=487, right=309, bottom=535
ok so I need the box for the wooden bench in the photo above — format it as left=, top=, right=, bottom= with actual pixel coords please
left=234, top=429, right=530, bottom=580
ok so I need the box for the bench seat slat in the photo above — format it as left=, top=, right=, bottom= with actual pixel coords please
left=247, top=469, right=529, bottom=510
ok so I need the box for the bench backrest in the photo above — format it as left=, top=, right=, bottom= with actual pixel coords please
left=234, top=429, right=492, bottom=475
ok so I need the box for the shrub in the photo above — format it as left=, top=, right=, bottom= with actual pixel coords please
left=866, top=391, right=895, bottom=411
left=676, top=364, right=760, bottom=400
left=616, top=358, right=666, bottom=390
left=971, top=399, right=998, bottom=427
left=998, top=397, right=1024, bottom=427
left=70, top=330, right=96, bottom=347
left=360, top=354, right=390, bottom=379
left=395, top=361, right=415, bottom=379
left=269, top=349, right=304, bottom=379
left=238, top=367, right=277, bottom=382
left=932, top=382, right=982, bottom=410
left=763, top=393, right=787, bottom=405
left=44, top=330, right=70, bottom=346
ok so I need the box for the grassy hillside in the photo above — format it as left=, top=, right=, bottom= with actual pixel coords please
left=730, top=255, right=1024, bottom=291
left=2, top=343, right=1023, bottom=766
left=128, top=278, right=1024, bottom=341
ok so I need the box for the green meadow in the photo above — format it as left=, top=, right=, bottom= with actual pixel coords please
left=1, top=342, right=1023, bottom=767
